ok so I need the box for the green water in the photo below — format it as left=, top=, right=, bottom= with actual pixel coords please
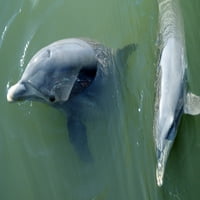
left=1, top=0, right=200, bottom=199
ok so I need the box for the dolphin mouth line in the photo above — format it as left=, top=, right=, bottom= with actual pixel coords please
left=25, top=80, right=50, bottom=102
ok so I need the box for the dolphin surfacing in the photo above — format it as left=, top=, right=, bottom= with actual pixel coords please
left=154, top=0, right=200, bottom=186
left=7, top=38, right=136, bottom=161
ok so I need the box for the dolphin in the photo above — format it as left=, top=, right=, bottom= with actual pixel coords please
left=154, top=0, right=200, bottom=186
left=7, top=38, right=135, bottom=161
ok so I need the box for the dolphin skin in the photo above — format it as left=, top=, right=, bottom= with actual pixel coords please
left=7, top=38, right=135, bottom=162
left=154, top=0, right=200, bottom=186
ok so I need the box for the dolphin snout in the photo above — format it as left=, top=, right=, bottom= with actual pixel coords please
left=156, top=140, right=173, bottom=186
left=7, top=83, right=26, bottom=102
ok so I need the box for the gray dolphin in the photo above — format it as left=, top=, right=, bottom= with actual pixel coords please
left=7, top=38, right=135, bottom=161
left=154, top=0, right=200, bottom=186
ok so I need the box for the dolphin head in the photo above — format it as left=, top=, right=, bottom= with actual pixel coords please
left=7, top=39, right=98, bottom=106
left=155, top=105, right=183, bottom=186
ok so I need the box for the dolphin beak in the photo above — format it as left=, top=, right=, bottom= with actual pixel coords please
left=156, top=140, right=173, bottom=187
left=7, top=83, right=26, bottom=102
left=7, top=81, right=45, bottom=102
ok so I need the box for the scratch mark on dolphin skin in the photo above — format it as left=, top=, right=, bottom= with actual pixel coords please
left=0, top=8, right=22, bottom=48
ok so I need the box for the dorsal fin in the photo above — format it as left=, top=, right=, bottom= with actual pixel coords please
left=116, top=43, right=137, bottom=63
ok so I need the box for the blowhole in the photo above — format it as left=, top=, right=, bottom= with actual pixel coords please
left=49, top=95, right=56, bottom=102
left=47, top=49, right=51, bottom=58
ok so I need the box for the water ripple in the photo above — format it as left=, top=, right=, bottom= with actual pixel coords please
left=20, top=40, right=31, bottom=67
left=29, top=0, right=40, bottom=9
left=0, top=8, right=22, bottom=48
left=138, top=90, right=144, bottom=113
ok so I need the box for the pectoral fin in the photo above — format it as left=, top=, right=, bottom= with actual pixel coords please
left=184, top=92, right=200, bottom=115
left=67, top=115, right=93, bottom=162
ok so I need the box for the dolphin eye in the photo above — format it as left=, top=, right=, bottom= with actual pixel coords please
left=49, top=95, right=56, bottom=103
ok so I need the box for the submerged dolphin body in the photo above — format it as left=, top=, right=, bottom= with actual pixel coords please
left=7, top=38, right=135, bottom=161
left=154, top=0, right=200, bottom=186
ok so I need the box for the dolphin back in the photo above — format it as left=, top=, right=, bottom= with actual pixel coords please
left=154, top=0, right=187, bottom=186
left=154, top=0, right=200, bottom=187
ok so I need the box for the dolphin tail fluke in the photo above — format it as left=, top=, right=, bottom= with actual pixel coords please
left=67, top=115, right=93, bottom=162
left=184, top=92, right=200, bottom=115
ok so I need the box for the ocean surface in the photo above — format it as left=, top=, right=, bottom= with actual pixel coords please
left=1, top=0, right=200, bottom=199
